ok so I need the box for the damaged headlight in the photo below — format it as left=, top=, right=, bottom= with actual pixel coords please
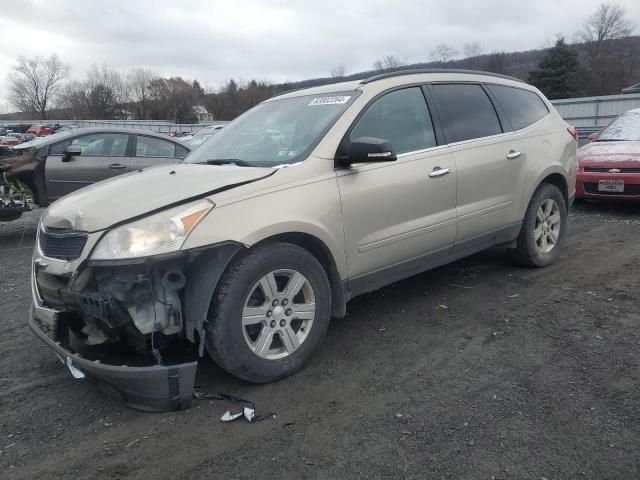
left=91, top=200, right=214, bottom=260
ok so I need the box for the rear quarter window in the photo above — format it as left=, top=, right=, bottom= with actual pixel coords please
left=487, top=85, right=549, bottom=131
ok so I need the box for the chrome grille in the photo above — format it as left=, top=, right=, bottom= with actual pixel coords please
left=39, top=227, right=88, bottom=261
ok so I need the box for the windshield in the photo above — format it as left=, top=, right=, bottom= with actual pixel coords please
left=596, top=112, right=640, bottom=142
left=185, top=91, right=358, bottom=167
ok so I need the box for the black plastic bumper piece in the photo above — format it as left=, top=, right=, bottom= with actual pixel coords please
left=29, top=308, right=197, bottom=412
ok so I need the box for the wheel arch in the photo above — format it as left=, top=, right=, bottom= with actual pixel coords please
left=252, top=232, right=347, bottom=318
left=528, top=168, right=569, bottom=212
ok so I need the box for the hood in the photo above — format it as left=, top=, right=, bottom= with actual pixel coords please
left=577, top=141, right=640, bottom=168
left=44, top=163, right=274, bottom=232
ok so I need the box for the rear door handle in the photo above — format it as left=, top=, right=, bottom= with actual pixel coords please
left=429, top=167, right=451, bottom=178
left=108, top=163, right=127, bottom=170
left=506, top=150, right=522, bottom=160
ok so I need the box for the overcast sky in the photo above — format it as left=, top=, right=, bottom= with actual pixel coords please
left=0, top=0, right=638, bottom=111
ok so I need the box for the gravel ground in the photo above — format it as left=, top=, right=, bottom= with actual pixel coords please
left=1, top=202, right=639, bottom=480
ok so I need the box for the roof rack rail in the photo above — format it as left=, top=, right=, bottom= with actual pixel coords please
left=359, top=68, right=524, bottom=85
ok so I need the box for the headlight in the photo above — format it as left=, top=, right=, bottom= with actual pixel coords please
left=91, top=200, right=214, bottom=260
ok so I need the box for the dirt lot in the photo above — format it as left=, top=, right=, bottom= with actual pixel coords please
left=1, top=202, right=639, bottom=480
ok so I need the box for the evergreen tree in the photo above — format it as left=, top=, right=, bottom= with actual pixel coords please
left=528, top=38, right=579, bottom=99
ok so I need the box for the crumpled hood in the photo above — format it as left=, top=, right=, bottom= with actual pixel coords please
left=578, top=141, right=640, bottom=168
left=44, top=163, right=274, bottom=232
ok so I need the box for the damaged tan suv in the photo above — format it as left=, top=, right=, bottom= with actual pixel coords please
left=30, top=70, right=577, bottom=411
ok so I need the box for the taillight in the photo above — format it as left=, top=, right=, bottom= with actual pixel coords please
left=567, top=126, right=578, bottom=141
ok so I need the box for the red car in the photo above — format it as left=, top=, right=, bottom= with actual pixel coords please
left=576, top=108, right=640, bottom=201
left=26, top=124, right=53, bottom=137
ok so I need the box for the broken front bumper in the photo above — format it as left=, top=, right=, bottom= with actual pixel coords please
left=29, top=303, right=197, bottom=412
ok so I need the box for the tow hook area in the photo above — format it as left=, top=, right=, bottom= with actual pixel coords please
left=30, top=307, right=197, bottom=412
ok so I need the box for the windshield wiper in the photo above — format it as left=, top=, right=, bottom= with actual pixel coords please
left=205, top=158, right=255, bottom=167
left=595, top=138, right=632, bottom=142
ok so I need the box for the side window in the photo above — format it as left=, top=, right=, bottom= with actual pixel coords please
left=136, top=136, right=179, bottom=158
left=71, top=133, right=129, bottom=157
left=487, top=85, right=549, bottom=131
left=176, top=144, right=189, bottom=159
left=349, top=87, right=436, bottom=155
left=49, top=139, right=72, bottom=155
left=431, top=84, right=503, bottom=143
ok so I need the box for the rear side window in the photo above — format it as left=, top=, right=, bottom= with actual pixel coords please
left=488, top=85, right=549, bottom=130
left=431, top=84, right=502, bottom=143
left=349, top=87, right=436, bottom=155
left=135, top=136, right=179, bottom=158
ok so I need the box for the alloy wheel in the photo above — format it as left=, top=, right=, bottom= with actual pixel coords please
left=241, top=269, right=316, bottom=360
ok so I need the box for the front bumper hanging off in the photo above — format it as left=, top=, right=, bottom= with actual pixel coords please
left=29, top=303, right=198, bottom=412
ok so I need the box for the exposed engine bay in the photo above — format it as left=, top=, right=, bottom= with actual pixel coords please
left=41, top=259, right=188, bottom=356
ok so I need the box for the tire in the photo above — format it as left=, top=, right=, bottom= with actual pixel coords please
left=205, top=242, right=331, bottom=383
left=509, top=183, right=568, bottom=267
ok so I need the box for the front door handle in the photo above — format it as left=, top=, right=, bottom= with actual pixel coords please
left=506, top=150, right=522, bottom=160
left=108, top=163, right=127, bottom=170
left=429, top=167, right=451, bottom=178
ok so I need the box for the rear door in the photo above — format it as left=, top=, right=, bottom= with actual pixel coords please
left=130, top=135, right=189, bottom=170
left=45, top=132, right=132, bottom=200
left=428, top=83, right=527, bottom=250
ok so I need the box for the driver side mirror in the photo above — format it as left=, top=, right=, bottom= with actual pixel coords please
left=588, top=132, right=600, bottom=142
left=343, top=137, right=397, bottom=165
left=62, top=144, right=82, bottom=162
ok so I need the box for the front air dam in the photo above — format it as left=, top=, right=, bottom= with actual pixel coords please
left=29, top=309, right=197, bottom=412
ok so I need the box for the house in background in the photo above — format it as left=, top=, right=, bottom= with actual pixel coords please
left=193, top=105, right=214, bottom=122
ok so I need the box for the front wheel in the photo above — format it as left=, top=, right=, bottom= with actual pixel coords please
left=205, top=242, right=331, bottom=383
left=509, top=183, right=567, bottom=267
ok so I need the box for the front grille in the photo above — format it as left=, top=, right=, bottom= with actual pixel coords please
left=39, top=227, right=88, bottom=260
left=584, top=167, right=640, bottom=173
left=584, top=182, right=640, bottom=196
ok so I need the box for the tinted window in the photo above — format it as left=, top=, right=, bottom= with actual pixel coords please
left=350, top=87, right=436, bottom=155
left=488, top=85, right=549, bottom=130
left=136, top=136, right=178, bottom=158
left=432, top=84, right=502, bottom=143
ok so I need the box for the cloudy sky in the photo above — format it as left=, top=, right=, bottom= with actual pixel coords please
left=0, top=0, right=638, bottom=110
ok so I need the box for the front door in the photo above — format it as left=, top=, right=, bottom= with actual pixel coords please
left=45, top=132, right=132, bottom=200
left=337, top=86, right=457, bottom=294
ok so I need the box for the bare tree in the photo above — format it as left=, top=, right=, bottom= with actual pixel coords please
left=84, top=64, right=127, bottom=119
left=6, top=55, right=69, bottom=119
left=578, top=2, right=633, bottom=49
left=330, top=65, right=346, bottom=78
left=577, top=3, right=634, bottom=94
left=372, top=55, right=407, bottom=71
left=430, top=43, right=459, bottom=63
left=462, top=42, right=485, bottom=59
left=127, top=68, right=156, bottom=119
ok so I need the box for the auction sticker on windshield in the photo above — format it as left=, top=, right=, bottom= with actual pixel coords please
left=308, top=96, right=351, bottom=106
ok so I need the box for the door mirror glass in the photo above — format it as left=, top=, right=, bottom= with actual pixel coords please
left=345, top=137, right=397, bottom=164
left=62, top=144, right=82, bottom=162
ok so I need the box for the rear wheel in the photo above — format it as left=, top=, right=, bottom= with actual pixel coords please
left=510, top=183, right=567, bottom=267
left=205, top=242, right=331, bottom=383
